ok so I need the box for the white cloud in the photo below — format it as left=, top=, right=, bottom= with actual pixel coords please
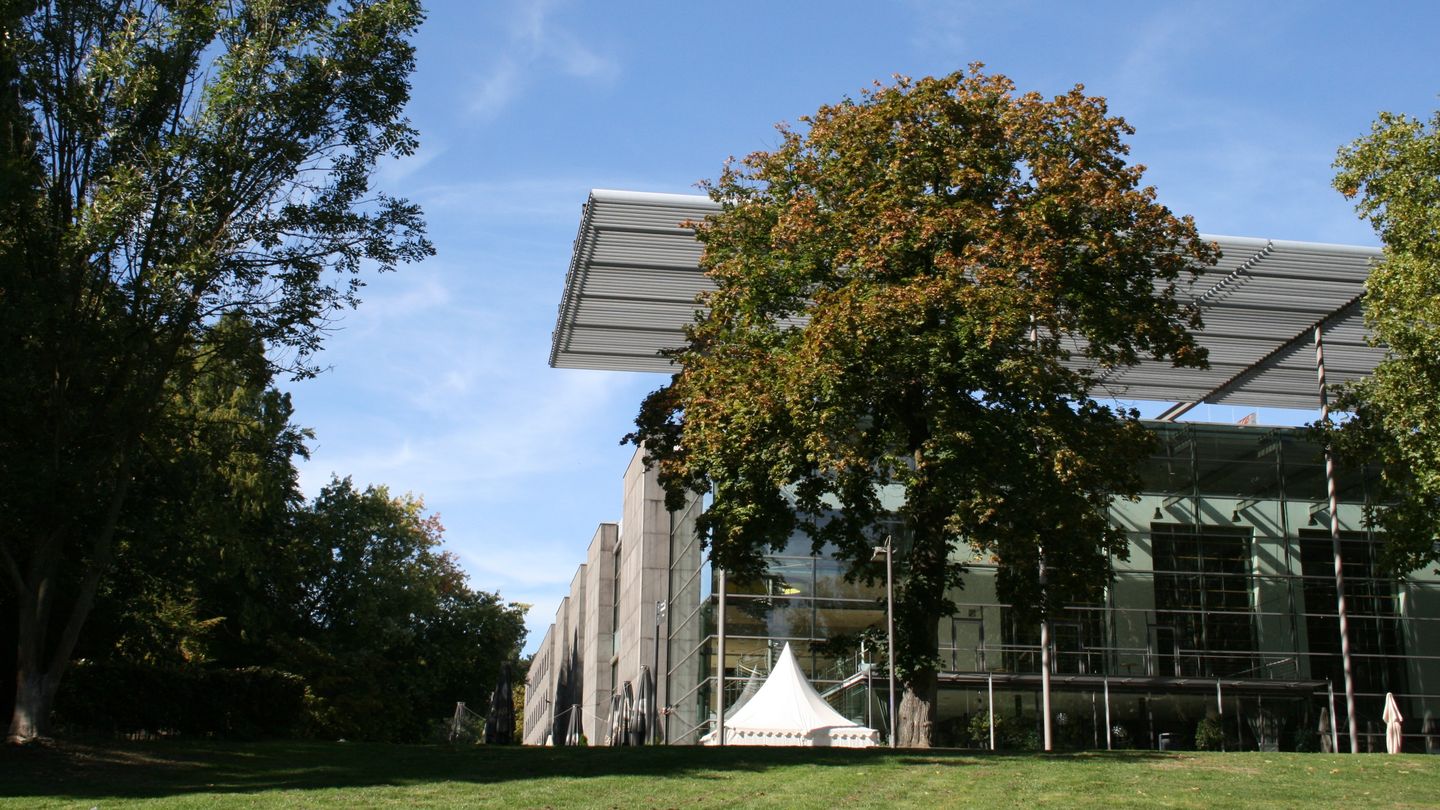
left=470, top=57, right=521, bottom=118
left=468, top=0, right=619, bottom=120
left=374, top=139, right=446, bottom=189
left=904, top=0, right=1036, bottom=57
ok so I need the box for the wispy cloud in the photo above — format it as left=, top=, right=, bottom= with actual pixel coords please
left=469, top=0, right=620, bottom=119
left=303, top=371, right=633, bottom=499
left=1103, top=6, right=1218, bottom=110
left=373, top=138, right=446, bottom=189
left=904, top=0, right=1034, bottom=57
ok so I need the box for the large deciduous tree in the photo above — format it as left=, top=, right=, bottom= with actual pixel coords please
left=1330, top=109, right=1440, bottom=573
left=0, top=0, right=430, bottom=742
left=627, top=68, right=1214, bottom=746
left=286, top=478, right=528, bottom=742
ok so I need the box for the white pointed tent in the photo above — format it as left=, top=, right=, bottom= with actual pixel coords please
left=701, top=643, right=879, bottom=747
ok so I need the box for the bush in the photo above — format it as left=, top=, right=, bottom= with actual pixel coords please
left=1195, top=716, right=1224, bottom=751
left=965, top=712, right=1043, bottom=750
left=55, top=662, right=307, bottom=738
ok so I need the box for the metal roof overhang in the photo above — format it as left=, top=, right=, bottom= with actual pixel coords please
left=549, top=189, right=1385, bottom=412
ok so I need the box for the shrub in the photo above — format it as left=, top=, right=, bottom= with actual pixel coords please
left=1195, top=716, right=1225, bottom=751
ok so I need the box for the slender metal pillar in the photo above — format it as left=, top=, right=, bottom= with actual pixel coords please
left=1103, top=676, right=1112, bottom=751
left=1217, top=679, right=1225, bottom=752
left=1030, top=319, right=1054, bottom=753
left=654, top=600, right=667, bottom=745
left=716, top=567, right=727, bottom=746
left=884, top=537, right=896, bottom=749
left=1328, top=679, right=1341, bottom=753
left=987, top=671, right=996, bottom=751
left=1315, top=324, right=1360, bottom=753
left=1040, top=548, right=1053, bottom=751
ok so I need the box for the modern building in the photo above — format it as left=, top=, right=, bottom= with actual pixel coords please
left=525, top=190, right=1440, bottom=752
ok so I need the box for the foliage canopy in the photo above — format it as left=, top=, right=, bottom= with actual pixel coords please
left=1331, top=108, right=1440, bottom=573
left=627, top=68, right=1215, bottom=744
left=0, top=0, right=431, bottom=742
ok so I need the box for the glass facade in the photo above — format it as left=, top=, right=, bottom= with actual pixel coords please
left=664, top=422, right=1440, bottom=752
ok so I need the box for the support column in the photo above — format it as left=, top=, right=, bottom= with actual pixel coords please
left=885, top=537, right=896, bottom=749
left=1104, top=676, right=1112, bottom=751
left=716, top=567, right=727, bottom=746
left=1315, top=324, right=1360, bottom=754
left=1040, top=548, right=1053, bottom=751
left=988, top=671, right=996, bottom=751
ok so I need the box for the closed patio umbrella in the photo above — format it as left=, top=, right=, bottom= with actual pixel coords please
left=633, top=666, right=654, bottom=745
left=607, top=692, right=624, bottom=745
left=619, top=681, right=636, bottom=746
left=484, top=662, right=515, bottom=744
left=564, top=703, right=583, bottom=746
left=1384, top=692, right=1404, bottom=754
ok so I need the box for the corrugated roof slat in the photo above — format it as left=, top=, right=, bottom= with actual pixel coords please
left=549, top=190, right=1388, bottom=409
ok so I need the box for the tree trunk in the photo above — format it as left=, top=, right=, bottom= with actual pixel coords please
left=8, top=579, right=58, bottom=743
left=8, top=668, right=57, bottom=744
left=897, top=666, right=937, bottom=747
left=6, top=467, right=129, bottom=744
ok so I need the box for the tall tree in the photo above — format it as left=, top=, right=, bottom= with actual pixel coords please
left=627, top=68, right=1214, bottom=746
left=285, top=478, right=528, bottom=741
left=0, top=0, right=430, bottom=742
left=1331, top=109, right=1440, bottom=573
left=78, top=314, right=310, bottom=671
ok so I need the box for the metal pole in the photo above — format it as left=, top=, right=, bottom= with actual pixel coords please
left=885, top=536, right=897, bottom=749
left=988, top=671, right=995, bottom=751
left=654, top=600, right=666, bottom=745
left=1328, top=680, right=1341, bottom=753
left=1104, top=676, right=1112, bottom=751
left=1316, top=324, right=1360, bottom=754
left=1040, top=547, right=1053, bottom=751
left=716, top=567, right=727, bottom=746
left=867, top=654, right=874, bottom=730
left=1029, top=320, right=1054, bottom=753
left=1218, top=679, right=1225, bottom=753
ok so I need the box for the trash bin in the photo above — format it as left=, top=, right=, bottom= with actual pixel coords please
left=1158, top=732, right=1173, bottom=751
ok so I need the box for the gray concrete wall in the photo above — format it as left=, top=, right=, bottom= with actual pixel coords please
left=617, top=449, right=672, bottom=731
left=582, top=523, right=618, bottom=743
left=562, top=565, right=587, bottom=740
left=523, top=624, right=556, bottom=745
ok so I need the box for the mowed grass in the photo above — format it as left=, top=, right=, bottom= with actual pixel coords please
left=2, top=740, right=1437, bottom=809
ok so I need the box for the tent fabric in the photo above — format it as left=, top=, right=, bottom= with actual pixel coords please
left=701, top=643, right=878, bottom=748
left=725, top=666, right=764, bottom=719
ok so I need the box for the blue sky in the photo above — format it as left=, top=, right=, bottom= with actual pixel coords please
left=282, top=0, right=1440, bottom=653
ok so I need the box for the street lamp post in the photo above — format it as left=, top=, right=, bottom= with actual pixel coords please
left=872, top=536, right=896, bottom=748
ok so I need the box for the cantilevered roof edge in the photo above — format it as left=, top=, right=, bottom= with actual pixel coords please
left=549, top=190, right=719, bottom=370
left=548, top=189, right=1386, bottom=413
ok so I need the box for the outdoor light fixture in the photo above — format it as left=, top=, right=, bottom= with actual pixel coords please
left=1231, top=497, right=1259, bottom=524
left=1153, top=507, right=1163, bottom=520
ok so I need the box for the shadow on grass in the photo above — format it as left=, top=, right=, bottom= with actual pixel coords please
left=0, top=739, right=1178, bottom=801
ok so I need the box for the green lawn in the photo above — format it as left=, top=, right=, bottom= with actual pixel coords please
left=2, top=740, right=1436, bottom=809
